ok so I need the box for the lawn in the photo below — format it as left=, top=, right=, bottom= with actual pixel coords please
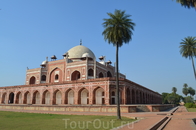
left=0, top=111, right=136, bottom=130
left=187, top=108, right=196, bottom=112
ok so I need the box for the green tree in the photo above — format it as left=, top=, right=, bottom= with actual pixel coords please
left=162, top=92, right=182, bottom=104
left=188, top=87, right=195, bottom=96
left=172, top=87, right=177, bottom=104
left=183, top=87, right=189, bottom=96
left=167, top=95, right=175, bottom=104
left=179, top=36, right=196, bottom=80
left=172, top=87, right=177, bottom=94
left=162, top=92, right=169, bottom=104
left=184, top=96, right=194, bottom=103
left=176, top=0, right=196, bottom=9
left=183, top=83, right=188, bottom=88
left=102, top=9, right=135, bottom=119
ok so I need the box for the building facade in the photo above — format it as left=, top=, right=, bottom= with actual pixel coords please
left=0, top=45, right=161, bottom=105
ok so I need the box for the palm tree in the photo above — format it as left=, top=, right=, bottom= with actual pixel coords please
left=172, top=87, right=177, bottom=104
left=176, top=0, right=196, bottom=8
left=179, top=36, right=196, bottom=80
left=183, top=83, right=188, bottom=88
left=183, top=87, right=189, bottom=96
left=102, top=9, right=135, bottom=119
left=172, top=87, right=177, bottom=94
left=188, top=87, right=195, bottom=97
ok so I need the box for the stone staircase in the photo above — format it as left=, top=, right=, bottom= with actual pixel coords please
left=136, top=105, right=150, bottom=112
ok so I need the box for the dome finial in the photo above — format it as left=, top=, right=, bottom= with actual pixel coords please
left=80, top=39, right=82, bottom=45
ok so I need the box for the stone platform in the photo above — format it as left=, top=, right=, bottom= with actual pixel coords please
left=0, top=104, right=173, bottom=113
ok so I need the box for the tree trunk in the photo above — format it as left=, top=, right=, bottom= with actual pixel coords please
left=116, top=43, right=121, bottom=119
left=191, top=56, right=196, bottom=80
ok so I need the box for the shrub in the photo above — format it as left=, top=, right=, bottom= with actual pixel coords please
left=185, top=103, right=196, bottom=108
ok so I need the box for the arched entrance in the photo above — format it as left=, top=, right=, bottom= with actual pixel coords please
left=143, top=93, right=145, bottom=104
left=9, top=92, right=14, bottom=104
left=79, top=88, right=89, bottom=104
left=71, top=71, right=80, bottom=81
left=95, top=87, right=105, bottom=104
left=49, top=68, right=63, bottom=83
left=88, top=69, right=93, bottom=76
left=24, top=91, right=31, bottom=104
left=53, top=90, right=62, bottom=105
left=15, top=92, right=22, bottom=104
left=132, top=89, right=135, bottom=104
left=98, top=72, right=104, bottom=78
left=140, top=92, right=143, bottom=104
left=107, top=71, right=112, bottom=77
left=126, top=88, right=131, bottom=104
left=111, top=90, right=116, bottom=104
left=29, top=76, right=36, bottom=84
left=41, top=75, right=46, bottom=82
left=1, top=93, right=7, bottom=104
left=66, top=89, right=74, bottom=104
left=42, top=90, right=50, bottom=105
left=32, top=91, right=40, bottom=104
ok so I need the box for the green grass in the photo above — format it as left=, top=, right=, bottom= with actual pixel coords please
left=187, top=108, right=196, bottom=112
left=0, top=111, right=136, bottom=130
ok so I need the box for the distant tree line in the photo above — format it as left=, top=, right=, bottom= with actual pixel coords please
left=162, top=84, right=196, bottom=104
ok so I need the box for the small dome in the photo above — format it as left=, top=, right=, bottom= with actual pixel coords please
left=51, top=55, right=57, bottom=59
left=41, top=60, right=47, bottom=66
left=67, top=45, right=95, bottom=59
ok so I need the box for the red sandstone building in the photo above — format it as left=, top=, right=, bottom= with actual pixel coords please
left=0, top=44, right=161, bottom=106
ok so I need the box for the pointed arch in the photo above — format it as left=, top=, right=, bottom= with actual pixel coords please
left=110, top=89, right=116, bottom=104
left=42, top=90, right=50, bottom=104
left=107, top=71, right=112, bottom=77
left=65, top=89, right=74, bottom=104
left=41, top=75, right=46, bottom=81
left=132, top=89, right=135, bottom=104
left=98, top=72, right=104, bottom=78
left=1, top=93, right=7, bottom=104
left=29, top=76, right=36, bottom=84
left=139, top=91, right=142, bottom=104
left=93, top=87, right=105, bottom=105
left=142, top=92, right=146, bottom=104
left=78, top=88, right=89, bottom=104
left=88, top=68, right=94, bottom=76
left=8, top=92, right=14, bottom=104
left=71, top=70, right=81, bottom=81
left=136, top=90, right=139, bottom=104
left=53, top=90, right=62, bottom=105
left=126, top=88, right=131, bottom=104
left=15, top=92, right=22, bottom=104
left=32, top=91, right=40, bottom=104
left=24, top=91, right=31, bottom=104
left=49, top=67, right=62, bottom=83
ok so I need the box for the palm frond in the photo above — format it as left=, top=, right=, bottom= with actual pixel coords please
left=179, top=36, right=196, bottom=59
left=102, top=9, right=135, bottom=47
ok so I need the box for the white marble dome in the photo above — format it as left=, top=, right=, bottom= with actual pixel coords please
left=67, top=45, right=95, bottom=59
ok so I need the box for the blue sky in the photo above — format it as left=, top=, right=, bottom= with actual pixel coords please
left=0, top=0, right=196, bottom=96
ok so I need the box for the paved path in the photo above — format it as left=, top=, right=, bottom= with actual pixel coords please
left=163, top=106, right=196, bottom=130
left=0, top=106, right=196, bottom=130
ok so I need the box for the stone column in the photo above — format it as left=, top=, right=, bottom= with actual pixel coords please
left=40, top=91, right=43, bottom=104
left=122, top=86, right=126, bottom=104
left=50, top=90, right=53, bottom=105
left=62, top=91, right=65, bottom=104
left=88, top=87, right=93, bottom=105
left=105, top=85, right=110, bottom=105
left=75, top=90, right=79, bottom=105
